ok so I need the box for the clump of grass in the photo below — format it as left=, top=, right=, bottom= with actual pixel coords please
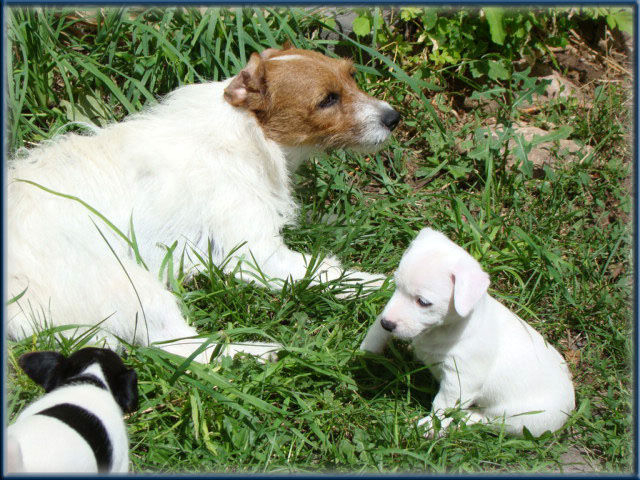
left=6, top=6, right=632, bottom=473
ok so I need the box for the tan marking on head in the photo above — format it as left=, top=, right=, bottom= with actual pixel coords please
left=224, top=47, right=389, bottom=150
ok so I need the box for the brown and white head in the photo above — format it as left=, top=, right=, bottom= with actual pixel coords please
left=224, top=45, right=401, bottom=158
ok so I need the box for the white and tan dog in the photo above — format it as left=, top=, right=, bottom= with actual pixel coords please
left=7, top=46, right=399, bottom=363
left=360, top=228, right=575, bottom=437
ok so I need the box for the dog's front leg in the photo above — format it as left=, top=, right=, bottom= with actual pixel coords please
left=232, top=242, right=385, bottom=296
left=359, top=315, right=392, bottom=353
left=156, top=336, right=281, bottom=364
left=338, top=269, right=387, bottom=298
left=91, top=256, right=282, bottom=364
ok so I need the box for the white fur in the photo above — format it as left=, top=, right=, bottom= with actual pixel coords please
left=353, top=99, right=398, bottom=149
left=7, top=69, right=388, bottom=363
left=360, top=228, right=575, bottom=437
left=7, top=365, right=129, bottom=473
left=266, top=54, right=306, bottom=62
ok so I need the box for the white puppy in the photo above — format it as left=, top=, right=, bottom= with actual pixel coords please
left=7, top=348, right=138, bottom=473
left=6, top=45, right=398, bottom=362
left=360, top=228, right=575, bottom=437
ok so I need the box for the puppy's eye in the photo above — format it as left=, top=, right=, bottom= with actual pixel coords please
left=318, top=92, right=340, bottom=109
left=416, top=297, right=432, bottom=307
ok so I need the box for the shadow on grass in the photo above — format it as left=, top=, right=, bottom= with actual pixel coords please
left=349, top=341, right=438, bottom=411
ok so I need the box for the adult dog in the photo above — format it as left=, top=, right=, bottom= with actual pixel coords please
left=7, top=45, right=400, bottom=362
left=360, top=228, right=575, bottom=437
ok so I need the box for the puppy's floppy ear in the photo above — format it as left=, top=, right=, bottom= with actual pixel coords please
left=281, top=40, right=293, bottom=50
left=451, top=256, right=490, bottom=317
left=18, top=351, right=67, bottom=392
left=113, top=369, right=138, bottom=414
left=224, top=52, right=268, bottom=109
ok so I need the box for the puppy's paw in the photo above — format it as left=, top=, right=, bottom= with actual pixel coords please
left=417, top=415, right=451, bottom=439
left=417, top=415, right=434, bottom=438
left=359, top=338, right=385, bottom=354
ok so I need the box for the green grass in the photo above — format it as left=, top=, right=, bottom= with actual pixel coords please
left=5, top=6, right=633, bottom=473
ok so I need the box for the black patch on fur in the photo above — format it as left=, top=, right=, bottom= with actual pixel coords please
left=19, top=348, right=139, bottom=413
left=36, top=403, right=113, bottom=473
left=61, top=374, right=107, bottom=390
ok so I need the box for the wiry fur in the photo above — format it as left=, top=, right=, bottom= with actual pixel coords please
left=360, top=228, right=575, bottom=437
left=6, top=46, right=399, bottom=362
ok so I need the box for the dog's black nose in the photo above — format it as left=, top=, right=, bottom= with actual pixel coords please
left=381, top=108, right=401, bottom=131
left=380, top=318, right=396, bottom=332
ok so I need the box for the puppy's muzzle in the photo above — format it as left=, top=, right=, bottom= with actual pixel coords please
left=380, top=317, right=396, bottom=332
left=381, top=109, right=401, bottom=131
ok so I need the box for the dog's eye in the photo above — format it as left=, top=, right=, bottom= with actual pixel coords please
left=416, top=297, right=432, bottom=307
left=318, top=93, right=340, bottom=109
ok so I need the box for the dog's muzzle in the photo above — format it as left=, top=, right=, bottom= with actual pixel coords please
left=380, top=317, right=396, bottom=332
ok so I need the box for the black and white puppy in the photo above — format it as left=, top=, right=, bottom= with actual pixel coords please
left=7, top=348, right=138, bottom=473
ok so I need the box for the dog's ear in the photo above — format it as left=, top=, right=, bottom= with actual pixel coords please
left=451, top=256, right=490, bottom=317
left=259, top=47, right=281, bottom=59
left=113, top=368, right=139, bottom=414
left=18, top=351, right=67, bottom=392
left=281, top=40, right=293, bottom=50
left=224, top=52, right=268, bottom=109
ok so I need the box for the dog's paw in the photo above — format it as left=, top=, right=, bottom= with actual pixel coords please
left=332, top=271, right=387, bottom=299
left=347, top=271, right=387, bottom=287
left=224, top=342, right=282, bottom=363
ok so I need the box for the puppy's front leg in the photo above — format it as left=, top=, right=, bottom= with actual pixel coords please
left=360, top=315, right=392, bottom=353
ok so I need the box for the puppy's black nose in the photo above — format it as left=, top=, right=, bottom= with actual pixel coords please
left=380, top=318, right=396, bottom=332
left=381, top=108, right=401, bottom=131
